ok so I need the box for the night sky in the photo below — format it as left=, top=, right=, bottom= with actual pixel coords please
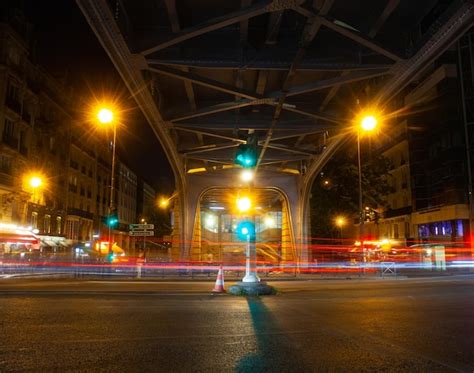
left=15, top=0, right=174, bottom=190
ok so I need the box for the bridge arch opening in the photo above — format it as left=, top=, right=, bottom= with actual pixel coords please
left=191, top=187, right=296, bottom=266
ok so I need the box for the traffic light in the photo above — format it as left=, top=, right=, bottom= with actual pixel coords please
left=105, top=209, right=119, bottom=228
left=234, top=135, right=259, bottom=168
left=106, top=251, right=115, bottom=263
left=236, top=220, right=255, bottom=241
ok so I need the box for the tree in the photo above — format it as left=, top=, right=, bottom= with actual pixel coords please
left=310, top=142, right=393, bottom=240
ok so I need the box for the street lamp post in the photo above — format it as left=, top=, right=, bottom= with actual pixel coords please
left=97, top=107, right=117, bottom=257
left=357, top=114, right=378, bottom=241
left=357, top=130, right=364, bottom=240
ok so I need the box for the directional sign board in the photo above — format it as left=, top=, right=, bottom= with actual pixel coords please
left=129, top=224, right=154, bottom=230
left=129, top=230, right=154, bottom=237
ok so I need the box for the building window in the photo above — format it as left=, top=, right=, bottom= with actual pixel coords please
left=44, top=215, right=51, bottom=234
left=6, top=81, right=19, bottom=101
left=393, top=224, right=399, bottom=239
left=31, top=212, right=38, bottom=229
left=4, top=118, right=15, bottom=137
left=56, top=217, right=62, bottom=235
left=70, top=160, right=78, bottom=170
left=0, top=156, right=12, bottom=174
left=8, top=48, right=21, bottom=65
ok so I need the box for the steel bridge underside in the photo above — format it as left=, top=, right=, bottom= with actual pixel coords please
left=77, top=0, right=474, bottom=261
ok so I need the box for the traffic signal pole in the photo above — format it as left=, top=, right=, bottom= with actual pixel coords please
left=242, top=217, right=259, bottom=283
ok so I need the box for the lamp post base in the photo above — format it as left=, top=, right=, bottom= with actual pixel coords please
left=228, top=281, right=275, bottom=296
left=242, top=273, right=260, bottom=283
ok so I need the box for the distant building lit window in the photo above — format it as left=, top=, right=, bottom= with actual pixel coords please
left=393, top=224, right=399, bottom=239
left=44, top=215, right=51, bottom=234
left=56, top=217, right=62, bottom=235
left=31, top=212, right=38, bottom=229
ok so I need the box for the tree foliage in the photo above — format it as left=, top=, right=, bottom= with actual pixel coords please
left=310, top=143, right=393, bottom=239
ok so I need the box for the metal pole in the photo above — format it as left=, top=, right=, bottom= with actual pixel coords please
left=458, top=39, right=474, bottom=255
left=242, top=221, right=260, bottom=283
left=357, top=131, right=364, bottom=240
left=108, top=124, right=117, bottom=256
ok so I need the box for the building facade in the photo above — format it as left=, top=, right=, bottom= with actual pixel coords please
left=366, top=44, right=471, bottom=245
left=0, top=16, right=146, bottom=254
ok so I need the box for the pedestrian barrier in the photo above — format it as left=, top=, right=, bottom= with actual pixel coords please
left=381, top=262, right=396, bottom=277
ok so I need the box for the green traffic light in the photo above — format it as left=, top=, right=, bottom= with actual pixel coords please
left=235, top=144, right=257, bottom=168
left=106, top=212, right=119, bottom=228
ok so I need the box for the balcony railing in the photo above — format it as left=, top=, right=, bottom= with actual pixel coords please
left=0, top=172, right=14, bottom=187
left=67, top=207, right=93, bottom=220
left=5, top=97, right=22, bottom=114
left=384, top=206, right=413, bottom=218
left=22, top=111, right=32, bottom=125
left=2, top=133, right=19, bottom=149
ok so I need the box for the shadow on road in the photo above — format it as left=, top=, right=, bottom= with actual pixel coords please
left=235, top=297, right=308, bottom=372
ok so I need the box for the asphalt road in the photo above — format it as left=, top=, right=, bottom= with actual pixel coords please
left=0, top=276, right=473, bottom=372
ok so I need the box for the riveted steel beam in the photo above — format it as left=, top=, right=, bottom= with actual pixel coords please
left=148, top=66, right=263, bottom=100
left=141, top=0, right=303, bottom=56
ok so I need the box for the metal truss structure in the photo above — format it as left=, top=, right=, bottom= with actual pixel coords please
left=77, top=0, right=474, bottom=259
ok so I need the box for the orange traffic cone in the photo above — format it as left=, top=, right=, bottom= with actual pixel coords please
left=212, top=266, right=225, bottom=293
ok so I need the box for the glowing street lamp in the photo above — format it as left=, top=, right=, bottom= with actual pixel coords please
left=97, top=108, right=114, bottom=124
left=360, top=115, right=377, bottom=131
left=159, top=198, right=170, bottom=209
left=240, top=169, right=254, bottom=183
left=335, top=216, right=346, bottom=228
left=335, top=216, right=346, bottom=240
left=236, top=196, right=251, bottom=212
left=29, top=176, right=43, bottom=189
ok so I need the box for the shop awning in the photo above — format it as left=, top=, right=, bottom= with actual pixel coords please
left=43, top=240, right=58, bottom=247
left=0, top=232, right=39, bottom=245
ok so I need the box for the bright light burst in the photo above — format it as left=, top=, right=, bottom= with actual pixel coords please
left=360, top=115, right=377, bottom=131
left=97, top=108, right=114, bottom=124
left=236, top=196, right=251, bottom=212
left=240, top=170, right=254, bottom=182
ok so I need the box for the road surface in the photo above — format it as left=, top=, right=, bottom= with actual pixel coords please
left=0, top=276, right=473, bottom=372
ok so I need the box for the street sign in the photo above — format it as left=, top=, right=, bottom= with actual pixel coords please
left=129, top=230, right=154, bottom=237
left=129, top=224, right=154, bottom=230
